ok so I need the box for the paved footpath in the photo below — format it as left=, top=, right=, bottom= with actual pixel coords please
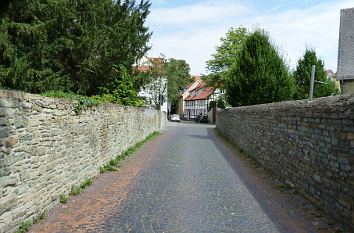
left=31, top=122, right=323, bottom=233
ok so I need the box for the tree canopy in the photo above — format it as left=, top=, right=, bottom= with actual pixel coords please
left=293, top=49, right=339, bottom=99
left=0, top=0, right=152, bottom=99
left=226, top=30, right=294, bottom=106
left=205, top=26, right=248, bottom=89
left=132, top=56, right=191, bottom=111
left=165, top=58, right=191, bottom=104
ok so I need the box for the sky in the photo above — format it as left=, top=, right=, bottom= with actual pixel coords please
left=146, top=0, right=353, bottom=75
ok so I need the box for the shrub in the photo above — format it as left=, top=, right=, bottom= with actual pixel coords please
left=59, top=194, right=69, bottom=203
left=16, top=221, right=32, bottom=233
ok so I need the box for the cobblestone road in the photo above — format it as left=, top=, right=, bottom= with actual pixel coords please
left=32, top=122, right=320, bottom=233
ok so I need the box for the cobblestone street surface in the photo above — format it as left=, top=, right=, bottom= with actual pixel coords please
left=31, top=122, right=320, bottom=233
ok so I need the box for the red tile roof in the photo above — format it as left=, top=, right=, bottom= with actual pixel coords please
left=185, top=86, right=215, bottom=101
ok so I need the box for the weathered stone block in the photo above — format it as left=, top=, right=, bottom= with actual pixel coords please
left=0, top=197, right=17, bottom=215
left=14, top=184, right=30, bottom=196
left=0, top=175, right=19, bottom=189
left=4, top=137, right=18, bottom=148
left=339, top=193, right=353, bottom=210
left=347, top=132, right=354, bottom=140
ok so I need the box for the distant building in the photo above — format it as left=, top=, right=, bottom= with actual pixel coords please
left=325, top=69, right=335, bottom=79
left=177, top=76, right=202, bottom=116
left=337, top=7, right=354, bottom=94
left=177, top=76, right=221, bottom=120
left=325, top=69, right=340, bottom=90
left=133, top=57, right=168, bottom=113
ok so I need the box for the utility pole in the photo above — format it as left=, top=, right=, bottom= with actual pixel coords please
left=310, top=65, right=315, bottom=100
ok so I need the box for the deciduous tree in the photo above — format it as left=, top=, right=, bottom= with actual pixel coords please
left=165, top=58, right=191, bottom=112
left=205, top=26, right=248, bottom=89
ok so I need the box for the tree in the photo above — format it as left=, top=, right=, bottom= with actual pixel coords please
left=226, top=29, right=294, bottom=106
left=132, top=56, right=167, bottom=109
left=165, top=58, right=191, bottom=112
left=98, top=65, right=143, bottom=106
left=0, top=0, right=152, bottom=98
left=205, top=26, right=248, bottom=88
left=132, top=56, right=191, bottom=111
left=293, top=49, right=339, bottom=99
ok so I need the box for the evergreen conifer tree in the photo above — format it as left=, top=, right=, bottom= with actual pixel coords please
left=293, top=49, right=339, bottom=99
left=226, top=30, right=294, bottom=106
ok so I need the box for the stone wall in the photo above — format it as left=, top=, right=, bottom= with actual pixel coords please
left=0, top=90, right=164, bottom=233
left=217, top=95, right=354, bottom=229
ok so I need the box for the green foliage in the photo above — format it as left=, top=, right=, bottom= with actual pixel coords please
left=92, top=94, right=117, bottom=104
left=132, top=57, right=191, bottom=111
left=206, top=27, right=248, bottom=88
left=38, top=211, right=47, bottom=220
left=59, top=194, right=69, bottom=203
left=165, top=58, right=191, bottom=105
left=70, top=178, right=93, bottom=196
left=293, top=49, right=339, bottom=99
left=216, top=97, right=226, bottom=109
left=226, top=29, right=294, bottom=106
left=16, top=220, right=32, bottom=233
left=80, top=178, right=93, bottom=189
left=208, top=100, right=216, bottom=111
left=0, top=0, right=151, bottom=100
left=209, top=98, right=226, bottom=110
left=41, top=90, right=99, bottom=114
left=70, top=186, right=83, bottom=196
left=132, top=57, right=167, bottom=109
left=99, top=65, right=144, bottom=107
left=69, top=178, right=92, bottom=196
left=276, top=183, right=293, bottom=193
left=100, top=131, right=161, bottom=173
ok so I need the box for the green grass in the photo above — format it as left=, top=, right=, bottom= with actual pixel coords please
left=70, top=186, right=84, bottom=196
left=59, top=178, right=93, bottom=205
left=16, top=220, right=32, bottom=233
left=59, top=194, right=69, bottom=203
left=100, top=131, right=161, bottom=173
left=80, top=178, right=93, bottom=189
left=275, top=183, right=299, bottom=194
left=69, top=178, right=93, bottom=196
left=39, top=211, right=47, bottom=220
left=276, top=183, right=293, bottom=193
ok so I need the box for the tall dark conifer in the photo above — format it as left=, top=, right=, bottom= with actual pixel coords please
left=0, top=0, right=152, bottom=95
left=226, top=30, right=294, bottom=106
left=293, top=49, right=339, bottom=99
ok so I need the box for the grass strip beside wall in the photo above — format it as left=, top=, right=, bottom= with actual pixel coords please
left=100, top=131, right=161, bottom=173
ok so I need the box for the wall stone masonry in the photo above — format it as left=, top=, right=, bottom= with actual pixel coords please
left=217, top=94, right=354, bottom=229
left=0, top=90, right=164, bottom=233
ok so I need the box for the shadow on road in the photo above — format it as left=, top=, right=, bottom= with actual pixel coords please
left=186, top=135, right=210, bottom=140
left=204, top=127, right=319, bottom=233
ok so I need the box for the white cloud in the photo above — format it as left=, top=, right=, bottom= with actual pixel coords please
left=148, top=1, right=250, bottom=26
left=147, top=0, right=354, bottom=75
left=253, top=1, right=352, bottom=70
